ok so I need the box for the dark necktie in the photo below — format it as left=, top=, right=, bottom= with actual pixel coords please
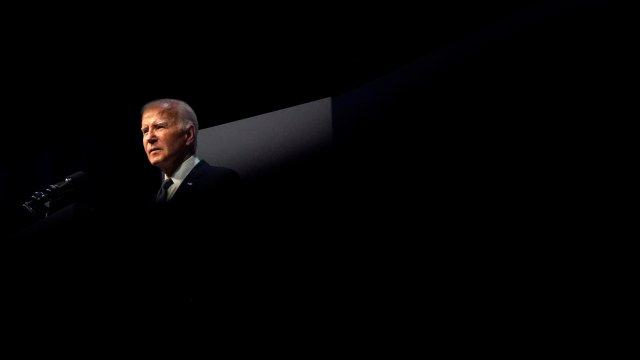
left=156, top=178, right=173, bottom=203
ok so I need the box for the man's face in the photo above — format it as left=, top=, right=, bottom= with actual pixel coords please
left=141, top=109, right=191, bottom=174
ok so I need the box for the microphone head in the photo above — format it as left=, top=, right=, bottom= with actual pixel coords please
left=65, top=171, right=87, bottom=184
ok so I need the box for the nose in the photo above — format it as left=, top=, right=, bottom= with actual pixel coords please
left=145, top=130, right=158, bottom=144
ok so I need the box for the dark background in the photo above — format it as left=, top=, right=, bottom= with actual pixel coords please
left=0, top=0, right=628, bottom=344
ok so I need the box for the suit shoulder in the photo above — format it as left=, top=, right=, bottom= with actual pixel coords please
left=193, top=161, right=240, bottom=186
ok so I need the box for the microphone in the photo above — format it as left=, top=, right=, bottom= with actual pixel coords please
left=22, top=171, right=88, bottom=218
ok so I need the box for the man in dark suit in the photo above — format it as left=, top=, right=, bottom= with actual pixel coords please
left=139, top=98, right=241, bottom=310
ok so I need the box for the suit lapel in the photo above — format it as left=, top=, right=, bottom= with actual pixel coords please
left=172, top=160, right=207, bottom=201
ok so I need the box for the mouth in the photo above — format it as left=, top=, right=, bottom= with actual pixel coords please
left=148, top=148, right=161, bottom=155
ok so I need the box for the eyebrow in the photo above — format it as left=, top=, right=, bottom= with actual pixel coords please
left=141, top=119, right=167, bottom=131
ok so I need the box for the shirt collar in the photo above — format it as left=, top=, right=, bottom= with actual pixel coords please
left=163, top=155, right=201, bottom=186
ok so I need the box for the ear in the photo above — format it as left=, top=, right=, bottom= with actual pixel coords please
left=184, top=124, right=196, bottom=146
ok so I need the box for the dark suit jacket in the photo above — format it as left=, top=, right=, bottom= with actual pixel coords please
left=161, top=159, right=240, bottom=213
left=141, top=160, right=242, bottom=304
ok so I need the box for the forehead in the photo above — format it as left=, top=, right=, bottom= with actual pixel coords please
left=141, top=108, right=173, bottom=126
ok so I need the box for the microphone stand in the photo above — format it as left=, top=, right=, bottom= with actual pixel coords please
left=22, top=171, right=87, bottom=219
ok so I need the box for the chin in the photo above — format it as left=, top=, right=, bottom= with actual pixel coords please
left=149, top=156, right=164, bottom=166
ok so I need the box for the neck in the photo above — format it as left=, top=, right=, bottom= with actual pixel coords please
left=161, top=153, right=193, bottom=177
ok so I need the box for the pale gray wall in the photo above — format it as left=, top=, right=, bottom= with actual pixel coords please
left=197, top=97, right=332, bottom=180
